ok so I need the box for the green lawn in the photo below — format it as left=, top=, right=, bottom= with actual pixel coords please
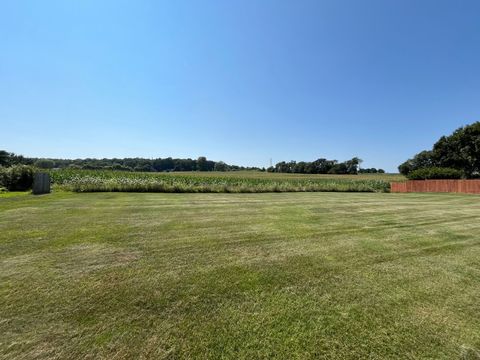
left=1, top=192, right=480, bottom=359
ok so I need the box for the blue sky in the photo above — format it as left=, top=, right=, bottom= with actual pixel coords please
left=1, top=0, right=480, bottom=171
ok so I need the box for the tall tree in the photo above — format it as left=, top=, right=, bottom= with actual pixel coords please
left=196, top=156, right=208, bottom=171
left=399, top=122, right=480, bottom=178
left=0, top=150, right=9, bottom=166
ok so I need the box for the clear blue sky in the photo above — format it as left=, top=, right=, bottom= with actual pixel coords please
left=2, top=0, right=480, bottom=171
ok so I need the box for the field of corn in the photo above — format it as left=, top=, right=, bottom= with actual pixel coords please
left=49, top=169, right=394, bottom=193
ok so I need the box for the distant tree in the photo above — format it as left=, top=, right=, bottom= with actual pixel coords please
left=197, top=156, right=208, bottom=171
left=358, top=167, right=385, bottom=174
left=0, top=151, right=10, bottom=167
left=0, top=150, right=262, bottom=173
left=312, top=158, right=336, bottom=174
left=359, top=168, right=372, bottom=173
left=272, top=157, right=364, bottom=175
left=214, top=161, right=228, bottom=171
left=0, top=150, right=28, bottom=167
left=134, top=164, right=154, bottom=172
left=329, top=162, right=348, bottom=174
left=294, top=161, right=307, bottom=173
left=34, top=159, right=55, bottom=169
left=81, top=163, right=101, bottom=170
left=275, top=161, right=288, bottom=173
left=205, top=160, right=215, bottom=171
left=109, top=163, right=132, bottom=171
left=345, top=157, right=362, bottom=174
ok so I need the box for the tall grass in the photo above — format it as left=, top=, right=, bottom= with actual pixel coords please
left=50, top=169, right=390, bottom=193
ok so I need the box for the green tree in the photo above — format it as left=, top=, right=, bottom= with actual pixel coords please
left=345, top=157, right=362, bottom=174
left=34, top=159, right=55, bottom=169
left=197, top=156, right=207, bottom=171
left=214, top=161, right=228, bottom=171
left=432, top=122, right=480, bottom=177
left=398, top=150, right=435, bottom=175
left=0, top=150, right=10, bottom=167
left=399, top=122, right=480, bottom=178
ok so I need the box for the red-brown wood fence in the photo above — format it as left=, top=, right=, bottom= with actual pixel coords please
left=391, top=180, right=480, bottom=194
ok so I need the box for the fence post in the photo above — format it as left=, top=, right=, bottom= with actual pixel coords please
left=32, top=173, right=51, bottom=195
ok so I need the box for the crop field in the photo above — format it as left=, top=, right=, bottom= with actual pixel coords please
left=148, top=170, right=405, bottom=182
left=1, top=191, right=480, bottom=359
left=49, top=169, right=399, bottom=193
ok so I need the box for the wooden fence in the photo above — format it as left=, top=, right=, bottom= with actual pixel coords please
left=391, top=180, right=480, bottom=194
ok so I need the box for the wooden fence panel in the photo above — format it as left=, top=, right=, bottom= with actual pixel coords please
left=391, top=180, right=480, bottom=194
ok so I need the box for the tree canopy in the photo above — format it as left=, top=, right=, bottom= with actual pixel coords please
left=268, top=157, right=362, bottom=175
left=399, top=121, right=480, bottom=178
left=0, top=151, right=260, bottom=172
left=2, top=151, right=375, bottom=176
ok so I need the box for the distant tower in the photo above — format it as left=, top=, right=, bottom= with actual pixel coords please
left=269, top=158, right=272, bottom=167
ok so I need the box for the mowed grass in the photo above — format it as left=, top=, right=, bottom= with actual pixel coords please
left=1, top=192, right=480, bottom=359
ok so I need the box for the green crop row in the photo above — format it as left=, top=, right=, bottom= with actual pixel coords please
left=49, top=169, right=390, bottom=193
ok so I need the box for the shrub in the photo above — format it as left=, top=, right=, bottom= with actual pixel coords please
left=407, top=167, right=464, bottom=180
left=0, top=165, right=36, bottom=191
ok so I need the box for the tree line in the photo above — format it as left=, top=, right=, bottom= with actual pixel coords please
left=1, top=151, right=386, bottom=175
left=0, top=152, right=261, bottom=172
left=267, top=157, right=383, bottom=174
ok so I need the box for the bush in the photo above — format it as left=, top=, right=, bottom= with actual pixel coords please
left=407, top=167, right=464, bottom=180
left=0, top=165, right=36, bottom=191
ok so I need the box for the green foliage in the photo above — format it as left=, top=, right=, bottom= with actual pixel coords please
left=273, top=157, right=362, bottom=174
left=398, top=150, right=435, bottom=175
left=0, top=151, right=262, bottom=172
left=0, top=165, right=36, bottom=191
left=34, top=159, right=55, bottom=169
left=49, top=169, right=390, bottom=193
left=432, top=122, right=480, bottom=177
left=196, top=156, right=210, bottom=171
left=359, top=167, right=385, bottom=174
left=399, top=122, right=480, bottom=177
left=104, top=163, right=133, bottom=171
left=0, top=150, right=9, bottom=166
left=407, top=167, right=464, bottom=180
left=0, top=150, right=31, bottom=167
left=133, top=164, right=154, bottom=172
left=214, top=161, right=228, bottom=171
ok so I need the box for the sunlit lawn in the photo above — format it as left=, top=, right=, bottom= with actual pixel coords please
left=1, top=191, right=479, bottom=359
